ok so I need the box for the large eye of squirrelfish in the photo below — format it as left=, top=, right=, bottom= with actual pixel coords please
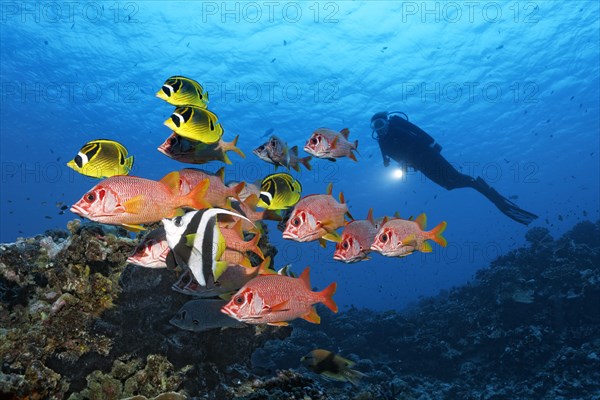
left=342, top=241, right=349, bottom=250
left=380, top=232, right=388, bottom=243
left=234, top=295, right=244, bottom=304
left=174, top=216, right=183, bottom=227
left=310, top=136, right=319, bottom=145
left=291, top=216, right=301, bottom=227
left=168, top=136, right=178, bottom=145
left=84, top=192, right=95, bottom=203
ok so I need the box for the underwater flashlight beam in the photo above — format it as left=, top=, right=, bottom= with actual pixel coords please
left=392, top=168, right=404, bottom=180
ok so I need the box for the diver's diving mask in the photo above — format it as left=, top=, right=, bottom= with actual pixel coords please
left=371, top=111, right=409, bottom=140
left=371, top=111, right=389, bottom=140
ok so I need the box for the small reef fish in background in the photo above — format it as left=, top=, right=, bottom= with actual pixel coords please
left=162, top=208, right=253, bottom=287
left=70, top=172, right=210, bottom=232
left=253, top=135, right=312, bottom=172
left=371, top=213, right=447, bottom=257
left=156, top=76, right=209, bottom=108
left=127, top=228, right=170, bottom=268
left=176, top=168, right=245, bottom=208
left=157, top=132, right=245, bottom=165
left=170, top=299, right=245, bottom=332
left=164, top=106, right=223, bottom=144
left=221, top=267, right=337, bottom=326
left=282, top=183, right=352, bottom=243
left=333, top=208, right=380, bottom=263
left=257, top=173, right=302, bottom=210
left=67, top=139, right=134, bottom=178
left=303, top=127, right=358, bottom=162
left=301, top=349, right=366, bottom=385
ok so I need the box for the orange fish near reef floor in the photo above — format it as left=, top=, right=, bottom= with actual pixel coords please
left=221, top=267, right=337, bottom=326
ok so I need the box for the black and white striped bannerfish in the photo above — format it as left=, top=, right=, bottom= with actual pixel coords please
left=162, top=208, right=253, bottom=287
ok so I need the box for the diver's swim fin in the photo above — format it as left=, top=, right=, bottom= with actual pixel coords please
left=473, top=177, right=538, bottom=225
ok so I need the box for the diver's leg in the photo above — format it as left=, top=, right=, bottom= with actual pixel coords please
left=471, top=177, right=538, bottom=225
left=417, top=152, right=538, bottom=225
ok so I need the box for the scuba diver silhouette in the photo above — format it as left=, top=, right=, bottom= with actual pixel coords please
left=371, top=111, right=538, bottom=225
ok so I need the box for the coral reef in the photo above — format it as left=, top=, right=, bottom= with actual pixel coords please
left=2, top=220, right=599, bottom=399
left=1, top=222, right=289, bottom=400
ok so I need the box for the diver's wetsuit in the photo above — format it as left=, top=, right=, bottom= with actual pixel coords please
left=374, top=113, right=538, bottom=225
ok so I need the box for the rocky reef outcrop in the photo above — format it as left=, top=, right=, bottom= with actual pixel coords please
left=253, top=220, right=600, bottom=399
left=2, top=220, right=599, bottom=399
left=0, top=221, right=290, bottom=400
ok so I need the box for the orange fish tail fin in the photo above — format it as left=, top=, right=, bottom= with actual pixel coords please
left=243, top=194, right=259, bottom=211
left=185, top=178, right=211, bottom=210
left=301, top=156, right=312, bottom=171
left=257, top=256, right=273, bottom=275
left=248, top=232, right=264, bottom=259
left=429, top=221, right=448, bottom=247
left=231, top=181, right=245, bottom=201
left=319, top=282, right=338, bottom=313
left=226, top=135, right=246, bottom=159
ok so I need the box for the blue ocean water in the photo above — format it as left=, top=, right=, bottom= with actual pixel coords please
left=0, top=1, right=598, bottom=311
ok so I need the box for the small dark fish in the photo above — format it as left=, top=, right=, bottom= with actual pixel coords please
left=60, top=205, right=68, bottom=211
left=170, top=299, right=245, bottom=332
left=301, top=349, right=366, bottom=385
left=59, top=211, right=65, bottom=215
left=558, top=215, right=563, bottom=221
left=496, top=45, right=504, bottom=50
left=583, top=210, right=588, bottom=216
left=271, top=58, right=276, bottom=63
left=45, top=216, right=52, bottom=219
left=283, top=40, right=287, bottom=46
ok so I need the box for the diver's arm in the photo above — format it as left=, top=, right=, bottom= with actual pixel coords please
left=379, top=145, right=391, bottom=167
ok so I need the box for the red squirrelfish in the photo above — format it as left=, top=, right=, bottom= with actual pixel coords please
left=304, top=128, right=358, bottom=162
left=127, top=228, right=171, bottom=268
left=177, top=168, right=244, bottom=208
left=282, top=183, right=351, bottom=243
left=333, top=208, right=380, bottom=263
left=221, top=267, right=337, bottom=326
left=157, top=132, right=245, bottom=165
left=70, top=172, right=210, bottom=232
left=219, top=219, right=264, bottom=260
left=371, top=213, right=447, bottom=257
